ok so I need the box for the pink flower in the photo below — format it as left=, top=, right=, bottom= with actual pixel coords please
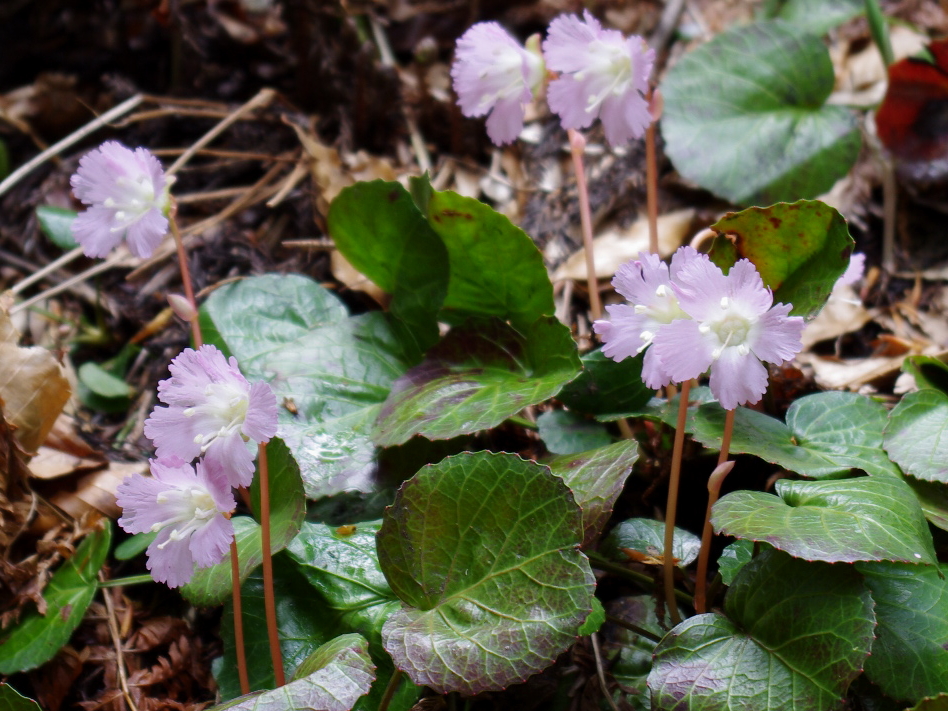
left=650, top=258, right=805, bottom=410
left=451, top=22, right=545, bottom=145
left=594, top=247, right=704, bottom=388
left=835, top=252, right=865, bottom=288
left=144, top=345, right=278, bottom=488
left=70, top=141, right=172, bottom=258
left=117, top=457, right=236, bottom=588
left=543, top=11, right=654, bottom=146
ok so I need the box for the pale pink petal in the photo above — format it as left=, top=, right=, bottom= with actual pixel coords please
left=641, top=348, right=673, bottom=389
left=71, top=209, right=124, bottom=257
left=724, top=259, right=772, bottom=315
left=709, top=348, right=769, bottom=410
left=543, top=11, right=602, bottom=74
left=547, top=74, right=598, bottom=131
left=188, top=515, right=234, bottom=568
left=596, top=305, right=649, bottom=361
left=146, top=528, right=195, bottom=588
left=650, top=319, right=714, bottom=383
left=144, top=405, right=202, bottom=463
left=668, top=245, right=706, bottom=279
left=117, top=473, right=172, bottom=533
left=125, top=209, right=168, bottom=258
left=485, top=96, right=526, bottom=145
left=612, top=253, right=666, bottom=304
left=750, top=303, right=804, bottom=364
left=672, top=258, right=730, bottom=320
left=836, top=252, right=865, bottom=287
left=599, top=83, right=651, bottom=145
left=205, top=435, right=256, bottom=489
left=242, top=381, right=278, bottom=443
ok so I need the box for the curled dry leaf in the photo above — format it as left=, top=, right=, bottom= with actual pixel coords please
left=0, top=308, right=71, bottom=454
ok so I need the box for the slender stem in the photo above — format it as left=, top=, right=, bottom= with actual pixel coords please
left=586, top=551, right=694, bottom=606
left=568, top=129, right=602, bottom=321
left=169, top=214, right=202, bottom=348
left=259, top=441, right=285, bottom=687
left=694, top=460, right=735, bottom=613
left=590, top=632, right=620, bottom=711
left=377, top=669, right=404, bottom=711
left=863, top=0, right=894, bottom=67
left=717, top=408, right=735, bottom=467
left=605, top=614, right=662, bottom=644
left=231, top=540, right=250, bottom=696
left=98, top=573, right=157, bottom=588
left=663, top=379, right=691, bottom=625
left=645, top=90, right=660, bottom=256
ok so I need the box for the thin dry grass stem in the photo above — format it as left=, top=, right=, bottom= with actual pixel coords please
left=175, top=186, right=262, bottom=204
left=663, top=378, right=691, bottom=625
left=568, top=129, right=603, bottom=321
left=10, top=259, right=122, bottom=315
left=590, top=632, right=620, bottom=711
left=882, top=160, right=897, bottom=273
left=266, top=159, right=310, bottom=207
left=258, top=441, right=285, bottom=687
left=100, top=577, right=139, bottom=711
left=694, top=459, right=736, bottom=613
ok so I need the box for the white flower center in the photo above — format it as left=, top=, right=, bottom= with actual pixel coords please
left=477, top=46, right=536, bottom=110
left=105, top=174, right=161, bottom=232
left=185, top=382, right=250, bottom=451
left=634, top=283, right=688, bottom=351
left=705, top=300, right=756, bottom=359
left=580, top=39, right=633, bottom=115
left=152, top=486, right=220, bottom=546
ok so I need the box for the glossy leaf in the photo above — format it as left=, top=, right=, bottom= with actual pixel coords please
left=649, top=549, right=874, bottom=710
left=36, top=206, right=78, bottom=250
left=717, top=539, right=754, bottom=585
left=901, top=355, right=948, bottom=395
left=0, top=524, right=111, bottom=674
left=378, top=452, right=594, bottom=695
left=661, top=20, right=860, bottom=206
left=218, top=556, right=338, bottom=698
left=601, top=386, right=717, bottom=428
left=328, top=181, right=449, bottom=349
left=547, top=439, right=639, bottom=548
left=707, top=201, right=853, bottom=319
left=603, top=596, right=665, bottom=711
left=557, top=349, right=653, bottom=417
left=211, top=634, right=374, bottom=711
left=182, top=439, right=305, bottom=605
left=884, top=389, right=948, bottom=484
left=767, top=0, right=863, bottom=35
left=693, top=391, right=900, bottom=479
left=373, top=317, right=580, bottom=446
left=601, top=518, right=701, bottom=567
left=712, top=476, right=936, bottom=564
left=77, top=362, right=133, bottom=398
left=858, top=562, right=948, bottom=703
left=906, top=477, right=948, bottom=533
left=411, top=177, right=554, bottom=330
left=578, top=597, right=606, bottom=636
left=537, top=410, right=611, bottom=455
left=0, top=684, right=42, bottom=711
left=911, top=696, right=948, bottom=711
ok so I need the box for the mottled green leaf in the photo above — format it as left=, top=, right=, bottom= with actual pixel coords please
left=558, top=349, right=653, bottom=417
left=211, top=634, right=374, bottom=711
left=649, top=549, right=874, bottom=710
left=36, top=206, right=78, bottom=250
left=547, top=439, right=639, bottom=548
left=182, top=439, right=305, bottom=605
left=693, top=391, right=900, bottom=479
left=707, top=201, right=853, bottom=319
left=0, top=684, right=42, bottom=711
left=858, top=562, right=948, bottom=703
left=328, top=181, right=449, bottom=349
left=712, top=475, right=936, bottom=564
left=603, top=596, right=665, bottom=711
left=373, top=317, right=580, bottom=446
left=601, top=518, right=701, bottom=567
left=717, top=539, right=754, bottom=586
left=766, top=0, right=863, bottom=35
left=0, top=525, right=111, bottom=674
left=578, top=597, right=605, bottom=636
left=662, top=20, right=860, bottom=205
left=378, top=452, right=594, bottom=694
left=885, top=389, right=948, bottom=484
left=537, top=410, right=611, bottom=455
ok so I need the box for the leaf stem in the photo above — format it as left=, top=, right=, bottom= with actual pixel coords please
left=586, top=551, right=693, bottom=606
left=231, top=540, right=250, bottom=695
left=863, top=0, right=894, bottom=67
left=169, top=213, right=202, bottom=348
left=693, top=459, right=735, bottom=613
left=663, top=379, right=691, bottom=625
left=604, top=614, right=662, bottom=644
left=568, top=129, right=602, bottom=321
left=98, top=573, right=156, bottom=588
left=259, top=441, right=285, bottom=687
left=377, top=669, right=404, bottom=711
left=645, top=89, right=661, bottom=256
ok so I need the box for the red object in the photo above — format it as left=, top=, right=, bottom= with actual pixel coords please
left=876, top=39, right=948, bottom=178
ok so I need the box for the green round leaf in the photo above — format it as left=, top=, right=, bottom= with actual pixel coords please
left=649, top=549, right=874, bottom=710
left=911, top=695, right=948, bottom=711
left=412, top=177, right=554, bottom=330
left=537, top=410, right=611, bottom=455
left=373, top=317, right=580, bottom=447
left=857, top=562, right=948, bottom=703
left=712, top=476, right=937, bottom=564
left=905, top=477, right=948, bottom=533
left=77, top=361, right=133, bottom=399
left=707, top=201, right=853, bottom=319
left=558, top=349, right=653, bottom=417
left=884, top=389, right=948, bottom=484
left=378, top=452, right=594, bottom=694
left=693, top=391, right=900, bottom=479
left=36, top=206, right=79, bottom=250
left=662, top=20, right=860, bottom=205
left=0, top=524, right=111, bottom=674
left=717, top=539, right=754, bottom=586
left=0, top=684, right=42, bottom=711
left=901, top=356, right=948, bottom=395
left=547, top=439, right=639, bottom=548
left=182, top=439, right=305, bottom=605
left=578, top=597, right=606, bottom=636
left=328, top=181, right=449, bottom=349
left=601, top=518, right=701, bottom=568
left=768, top=0, right=863, bottom=36
left=211, top=634, right=375, bottom=711
left=113, top=532, right=156, bottom=561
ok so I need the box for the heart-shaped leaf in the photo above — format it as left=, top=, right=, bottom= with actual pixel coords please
left=546, top=439, right=639, bottom=548
left=328, top=181, right=449, bottom=350
left=373, top=317, right=580, bottom=447
left=557, top=349, right=653, bottom=417
left=182, top=439, right=305, bottom=605
left=707, top=201, right=853, bottom=319
left=378, top=452, right=594, bottom=695
left=211, top=634, right=375, bottom=711
left=712, top=475, right=936, bottom=564
left=661, top=20, right=860, bottom=205
left=884, top=389, right=948, bottom=484
left=693, top=391, right=900, bottom=479
left=0, top=524, right=111, bottom=674
left=857, top=562, right=948, bottom=703
left=410, top=177, right=554, bottom=330
left=601, top=518, right=701, bottom=567
left=717, top=539, right=755, bottom=585
left=537, top=410, right=611, bottom=455
left=649, top=549, right=874, bottom=710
